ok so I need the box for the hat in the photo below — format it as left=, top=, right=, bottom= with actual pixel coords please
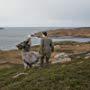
left=42, top=31, right=47, bottom=36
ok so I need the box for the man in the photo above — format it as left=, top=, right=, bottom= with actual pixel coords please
left=40, top=32, right=54, bottom=67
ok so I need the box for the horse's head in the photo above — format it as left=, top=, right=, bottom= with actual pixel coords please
left=16, top=42, right=25, bottom=50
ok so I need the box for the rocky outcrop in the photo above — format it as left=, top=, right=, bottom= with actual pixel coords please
left=84, top=53, right=90, bottom=59
left=33, top=27, right=90, bottom=38
left=70, top=51, right=90, bottom=59
left=51, top=52, right=71, bottom=64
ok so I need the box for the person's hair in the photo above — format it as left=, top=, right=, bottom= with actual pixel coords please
left=42, top=31, right=47, bottom=36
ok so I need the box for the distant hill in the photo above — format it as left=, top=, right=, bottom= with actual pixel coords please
left=0, top=27, right=4, bottom=30
left=34, top=27, right=90, bottom=38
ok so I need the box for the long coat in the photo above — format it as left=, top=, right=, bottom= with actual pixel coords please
left=40, top=38, right=54, bottom=58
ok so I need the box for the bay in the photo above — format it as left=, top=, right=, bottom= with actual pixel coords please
left=0, top=27, right=90, bottom=50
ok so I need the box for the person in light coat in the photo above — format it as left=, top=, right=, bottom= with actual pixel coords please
left=40, top=32, right=54, bottom=67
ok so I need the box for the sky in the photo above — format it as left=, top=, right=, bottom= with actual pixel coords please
left=0, top=0, right=90, bottom=27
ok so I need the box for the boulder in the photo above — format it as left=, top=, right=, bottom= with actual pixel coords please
left=12, top=73, right=28, bottom=79
left=52, top=52, right=71, bottom=64
left=85, top=53, right=90, bottom=59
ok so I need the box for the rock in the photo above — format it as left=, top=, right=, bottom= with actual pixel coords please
left=12, top=73, right=28, bottom=79
left=52, top=52, right=71, bottom=64
left=86, top=53, right=90, bottom=56
left=54, top=53, right=68, bottom=59
left=85, top=53, right=90, bottom=59
left=76, top=56, right=81, bottom=59
left=54, top=45, right=60, bottom=49
left=85, top=55, right=90, bottom=59
left=76, top=61, right=84, bottom=65
left=76, top=45, right=80, bottom=47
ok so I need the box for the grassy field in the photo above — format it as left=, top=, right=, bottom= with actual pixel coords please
left=0, top=58, right=90, bottom=90
left=0, top=41, right=90, bottom=90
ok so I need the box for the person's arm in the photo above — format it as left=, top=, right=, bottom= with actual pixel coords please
left=50, top=39, right=54, bottom=52
left=40, top=39, right=44, bottom=54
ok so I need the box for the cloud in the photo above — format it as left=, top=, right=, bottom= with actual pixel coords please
left=0, top=0, right=48, bottom=26
left=0, top=0, right=90, bottom=27
left=48, top=19, right=90, bottom=27
left=48, top=0, right=90, bottom=27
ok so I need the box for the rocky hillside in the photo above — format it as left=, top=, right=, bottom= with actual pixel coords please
left=0, top=41, right=90, bottom=67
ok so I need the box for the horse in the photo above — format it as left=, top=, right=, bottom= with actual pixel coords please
left=16, top=41, right=41, bottom=69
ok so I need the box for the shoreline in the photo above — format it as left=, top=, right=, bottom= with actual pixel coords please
left=0, top=41, right=90, bottom=69
left=0, top=27, right=90, bottom=50
left=0, top=38, right=90, bottom=51
left=0, top=41, right=90, bottom=51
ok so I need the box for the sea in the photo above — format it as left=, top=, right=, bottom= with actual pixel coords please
left=0, top=27, right=90, bottom=50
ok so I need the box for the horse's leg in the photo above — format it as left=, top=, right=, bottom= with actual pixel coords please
left=23, top=60, right=28, bottom=69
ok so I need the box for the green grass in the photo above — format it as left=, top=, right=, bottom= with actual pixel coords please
left=0, top=59, right=90, bottom=90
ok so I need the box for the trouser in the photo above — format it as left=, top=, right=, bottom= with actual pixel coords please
left=40, top=55, right=50, bottom=66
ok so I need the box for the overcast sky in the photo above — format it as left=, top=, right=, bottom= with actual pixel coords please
left=0, top=0, right=90, bottom=27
